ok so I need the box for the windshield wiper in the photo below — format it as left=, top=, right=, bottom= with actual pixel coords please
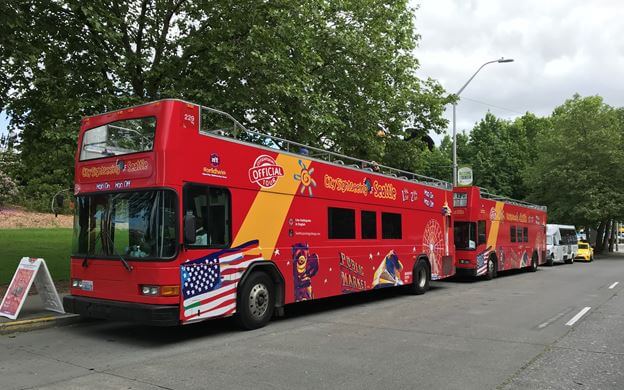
left=103, top=231, right=133, bottom=272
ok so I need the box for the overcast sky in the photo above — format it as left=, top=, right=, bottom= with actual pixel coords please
left=2, top=1, right=623, bottom=143
left=413, top=0, right=624, bottom=143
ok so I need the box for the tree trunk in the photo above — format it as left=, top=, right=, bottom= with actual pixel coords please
left=595, top=221, right=606, bottom=253
left=601, top=219, right=612, bottom=253
left=609, top=221, right=617, bottom=252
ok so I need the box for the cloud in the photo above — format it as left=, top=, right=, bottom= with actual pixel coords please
left=412, top=0, right=624, bottom=142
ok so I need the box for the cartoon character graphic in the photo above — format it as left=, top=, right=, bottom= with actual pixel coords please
left=372, top=250, right=404, bottom=288
left=292, top=243, right=319, bottom=301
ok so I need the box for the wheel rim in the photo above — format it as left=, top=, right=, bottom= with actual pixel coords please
left=418, top=267, right=427, bottom=288
left=488, top=259, right=494, bottom=276
left=248, top=283, right=269, bottom=320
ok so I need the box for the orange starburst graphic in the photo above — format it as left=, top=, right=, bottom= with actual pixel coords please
left=293, top=160, right=316, bottom=197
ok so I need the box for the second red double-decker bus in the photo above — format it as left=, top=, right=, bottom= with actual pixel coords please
left=63, top=99, right=456, bottom=329
left=452, top=186, right=547, bottom=280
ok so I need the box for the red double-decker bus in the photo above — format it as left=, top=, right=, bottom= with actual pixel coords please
left=64, top=99, right=456, bottom=329
left=452, top=186, right=547, bottom=280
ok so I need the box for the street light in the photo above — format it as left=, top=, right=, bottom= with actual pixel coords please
left=452, top=57, right=514, bottom=186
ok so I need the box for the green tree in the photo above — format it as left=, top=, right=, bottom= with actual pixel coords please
left=525, top=94, right=624, bottom=230
left=1, top=0, right=450, bottom=208
left=465, top=113, right=526, bottom=198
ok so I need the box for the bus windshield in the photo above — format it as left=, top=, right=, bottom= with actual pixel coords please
left=80, top=117, right=156, bottom=161
left=454, top=221, right=476, bottom=250
left=72, top=190, right=177, bottom=259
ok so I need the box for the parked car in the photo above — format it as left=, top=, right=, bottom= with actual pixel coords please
left=575, top=241, right=594, bottom=262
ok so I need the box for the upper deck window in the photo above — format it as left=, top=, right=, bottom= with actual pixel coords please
left=80, top=117, right=156, bottom=161
left=453, top=192, right=468, bottom=207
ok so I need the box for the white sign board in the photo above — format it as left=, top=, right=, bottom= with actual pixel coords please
left=0, top=257, right=64, bottom=320
left=457, top=166, right=473, bottom=187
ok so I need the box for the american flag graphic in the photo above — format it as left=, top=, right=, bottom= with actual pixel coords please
left=181, top=240, right=261, bottom=321
left=476, top=247, right=492, bottom=276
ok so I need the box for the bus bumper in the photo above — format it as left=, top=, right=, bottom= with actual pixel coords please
left=455, top=267, right=477, bottom=278
left=63, top=295, right=179, bottom=326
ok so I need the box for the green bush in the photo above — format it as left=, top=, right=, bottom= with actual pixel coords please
left=0, top=170, right=19, bottom=206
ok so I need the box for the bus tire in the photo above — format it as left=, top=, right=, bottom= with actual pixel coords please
left=528, top=252, right=538, bottom=272
left=485, top=255, right=497, bottom=280
left=546, top=254, right=554, bottom=267
left=235, top=272, right=275, bottom=330
left=409, top=259, right=430, bottom=295
left=565, top=257, right=573, bottom=264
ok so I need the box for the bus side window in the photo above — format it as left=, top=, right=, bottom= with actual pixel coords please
left=184, top=184, right=231, bottom=248
left=477, top=220, right=486, bottom=245
left=510, top=226, right=516, bottom=243
left=523, top=227, right=529, bottom=242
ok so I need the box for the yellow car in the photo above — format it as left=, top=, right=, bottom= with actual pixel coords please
left=575, top=242, right=594, bottom=262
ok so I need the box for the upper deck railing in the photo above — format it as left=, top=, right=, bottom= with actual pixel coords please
left=480, top=189, right=547, bottom=211
left=198, top=105, right=453, bottom=190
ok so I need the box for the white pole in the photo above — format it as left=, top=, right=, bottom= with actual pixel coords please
left=451, top=58, right=514, bottom=187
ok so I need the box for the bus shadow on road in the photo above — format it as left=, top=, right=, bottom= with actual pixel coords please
left=439, top=268, right=540, bottom=284
left=280, top=284, right=446, bottom=320
left=68, top=285, right=447, bottom=346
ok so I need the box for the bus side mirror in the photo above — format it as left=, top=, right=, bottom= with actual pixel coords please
left=184, top=213, right=196, bottom=244
left=55, top=194, right=65, bottom=208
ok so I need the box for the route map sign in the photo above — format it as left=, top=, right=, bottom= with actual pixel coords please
left=0, top=257, right=64, bottom=320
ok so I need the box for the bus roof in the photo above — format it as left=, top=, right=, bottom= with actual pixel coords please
left=547, top=224, right=576, bottom=234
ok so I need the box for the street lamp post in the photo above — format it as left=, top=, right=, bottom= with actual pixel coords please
left=452, top=57, right=514, bottom=186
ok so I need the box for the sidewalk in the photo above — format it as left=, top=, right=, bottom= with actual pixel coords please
left=0, top=293, right=80, bottom=334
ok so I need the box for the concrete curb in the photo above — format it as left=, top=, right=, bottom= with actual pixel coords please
left=0, top=314, right=81, bottom=335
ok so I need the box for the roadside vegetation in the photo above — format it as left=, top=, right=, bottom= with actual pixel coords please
left=0, top=228, right=72, bottom=284
left=0, top=1, right=622, bottom=254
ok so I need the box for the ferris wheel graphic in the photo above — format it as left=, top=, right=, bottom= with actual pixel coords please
left=423, top=219, right=445, bottom=276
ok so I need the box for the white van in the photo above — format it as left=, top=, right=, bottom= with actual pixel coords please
left=546, top=224, right=578, bottom=265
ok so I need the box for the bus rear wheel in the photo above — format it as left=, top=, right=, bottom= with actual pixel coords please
left=528, top=253, right=538, bottom=272
left=236, top=272, right=275, bottom=330
left=409, top=259, right=430, bottom=295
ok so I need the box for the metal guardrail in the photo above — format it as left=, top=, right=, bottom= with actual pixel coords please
left=198, top=105, right=452, bottom=190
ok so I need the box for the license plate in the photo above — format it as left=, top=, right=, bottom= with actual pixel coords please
left=82, top=280, right=94, bottom=291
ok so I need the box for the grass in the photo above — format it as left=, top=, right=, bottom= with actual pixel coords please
left=0, top=228, right=73, bottom=284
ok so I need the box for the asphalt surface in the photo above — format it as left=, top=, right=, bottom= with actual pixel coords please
left=2, top=253, right=624, bottom=390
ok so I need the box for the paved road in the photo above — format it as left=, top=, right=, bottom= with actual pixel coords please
left=3, top=254, right=624, bottom=390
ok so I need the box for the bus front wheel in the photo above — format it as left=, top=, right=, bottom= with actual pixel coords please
left=528, top=253, right=538, bottom=272
left=485, top=256, right=497, bottom=280
left=546, top=254, right=554, bottom=267
left=236, top=272, right=275, bottom=330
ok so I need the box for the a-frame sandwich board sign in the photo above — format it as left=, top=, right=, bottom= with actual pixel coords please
left=0, top=257, right=65, bottom=320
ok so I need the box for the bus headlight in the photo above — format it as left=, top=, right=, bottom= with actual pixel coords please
left=141, top=285, right=160, bottom=296
left=140, top=285, right=179, bottom=297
